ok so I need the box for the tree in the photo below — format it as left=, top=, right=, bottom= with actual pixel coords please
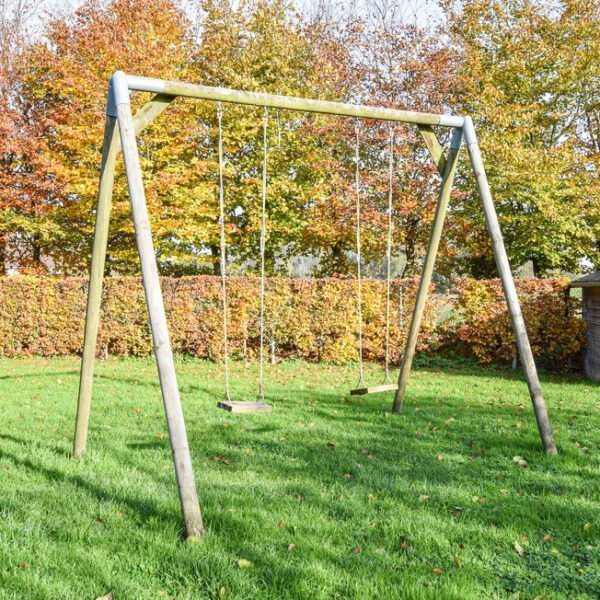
left=14, top=0, right=190, bottom=274
left=442, top=0, right=599, bottom=276
left=0, top=0, right=57, bottom=273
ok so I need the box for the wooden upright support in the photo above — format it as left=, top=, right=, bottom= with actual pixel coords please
left=73, top=113, right=119, bottom=459
left=392, top=127, right=463, bottom=414
left=462, top=117, right=557, bottom=455
left=113, top=73, right=204, bottom=536
left=73, top=91, right=175, bottom=459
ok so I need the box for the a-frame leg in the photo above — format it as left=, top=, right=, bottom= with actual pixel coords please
left=112, top=72, right=204, bottom=537
left=73, top=113, right=120, bottom=458
left=73, top=93, right=175, bottom=459
left=392, top=127, right=463, bottom=413
left=462, top=117, right=557, bottom=455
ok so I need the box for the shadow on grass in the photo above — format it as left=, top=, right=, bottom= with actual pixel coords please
left=0, top=369, right=78, bottom=380
left=0, top=433, right=177, bottom=528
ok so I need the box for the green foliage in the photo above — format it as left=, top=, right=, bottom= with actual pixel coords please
left=0, top=357, right=598, bottom=597
left=1, top=0, right=597, bottom=278
left=443, top=0, right=600, bottom=276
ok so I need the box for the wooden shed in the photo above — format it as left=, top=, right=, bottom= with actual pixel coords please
left=571, top=271, right=600, bottom=382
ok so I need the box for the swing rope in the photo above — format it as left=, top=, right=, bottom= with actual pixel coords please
left=258, top=108, right=268, bottom=401
left=355, top=121, right=364, bottom=387
left=384, top=125, right=395, bottom=383
left=217, top=103, right=231, bottom=401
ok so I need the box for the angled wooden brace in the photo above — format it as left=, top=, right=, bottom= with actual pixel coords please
left=418, top=125, right=447, bottom=175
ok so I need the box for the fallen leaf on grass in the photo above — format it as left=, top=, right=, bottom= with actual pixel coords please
left=354, top=546, right=361, bottom=554
left=543, top=535, right=553, bottom=542
left=514, top=541, right=526, bottom=557
left=287, top=543, right=296, bottom=552
left=512, top=456, right=528, bottom=468
left=237, top=559, right=251, bottom=569
left=368, top=494, right=376, bottom=502
left=326, top=442, right=335, bottom=449
left=454, top=557, right=463, bottom=569
left=95, top=594, right=113, bottom=600
left=419, top=495, right=430, bottom=502
left=278, top=521, right=285, bottom=529
left=432, top=568, right=443, bottom=574
left=437, top=454, right=444, bottom=461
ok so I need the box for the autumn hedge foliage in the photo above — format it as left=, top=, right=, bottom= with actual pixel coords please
left=0, top=276, right=585, bottom=369
left=444, top=277, right=586, bottom=370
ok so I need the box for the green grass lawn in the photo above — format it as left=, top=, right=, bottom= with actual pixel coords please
left=0, top=357, right=598, bottom=599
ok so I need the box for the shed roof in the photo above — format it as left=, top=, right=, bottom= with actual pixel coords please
left=570, top=271, right=600, bottom=288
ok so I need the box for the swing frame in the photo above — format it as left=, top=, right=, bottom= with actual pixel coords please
left=73, top=71, right=558, bottom=540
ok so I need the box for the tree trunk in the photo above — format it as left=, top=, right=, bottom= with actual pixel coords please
left=0, top=235, right=6, bottom=275
left=32, top=235, right=42, bottom=267
left=210, top=244, right=221, bottom=276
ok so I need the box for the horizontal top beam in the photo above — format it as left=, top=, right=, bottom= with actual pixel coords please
left=124, top=74, right=464, bottom=128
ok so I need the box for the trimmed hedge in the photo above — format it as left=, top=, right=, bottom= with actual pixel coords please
left=0, top=275, right=585, bottom=369
left=443, top=277, right=586, bottom=370
left=0, top=276, right=436, bottom=364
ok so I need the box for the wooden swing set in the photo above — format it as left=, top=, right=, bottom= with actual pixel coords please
left=73, top=72, right=558, bottom=539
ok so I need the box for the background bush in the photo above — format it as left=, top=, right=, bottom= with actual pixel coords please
left=0, top=276, right=585, bottom=369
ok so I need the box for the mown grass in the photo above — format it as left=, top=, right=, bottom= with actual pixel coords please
left=0, top=357, right=598, bottom=599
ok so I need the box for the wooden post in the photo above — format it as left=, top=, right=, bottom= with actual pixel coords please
left=392, top=127, right=463, bottom=413
left=73, top=94, right=175, bottom=459
left=73, top=113, right=119, bottom=458
left=463, top=117, right=557, bottom=455
left=113, top=72, right=204, bottom=536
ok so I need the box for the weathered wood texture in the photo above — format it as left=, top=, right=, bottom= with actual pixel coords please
left=73, top=115, right=119, bottom=459
left=115, top=75, right=204, bottom=537
left=125, top=73, right=463, bottom=128
left=463, top=116, right=557, bottom=455
left=217, top=401, right=273, bottom=413
left=582, top=287, right=600, bottom=382
left=73, top=94, right=175, bottom=460
left=392, top=127, right=463, bottom=414
left=417, top=125, right=446, bottom=175
left=350, top=383, right=399, bottom=396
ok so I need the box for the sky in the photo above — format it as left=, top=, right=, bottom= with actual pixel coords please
left=20, top=0, right=443, bottom=40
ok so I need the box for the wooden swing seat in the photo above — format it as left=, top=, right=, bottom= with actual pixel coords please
left=350, top=383, right=398, bottom=396
left=217, top=401, right=272, bottom=413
